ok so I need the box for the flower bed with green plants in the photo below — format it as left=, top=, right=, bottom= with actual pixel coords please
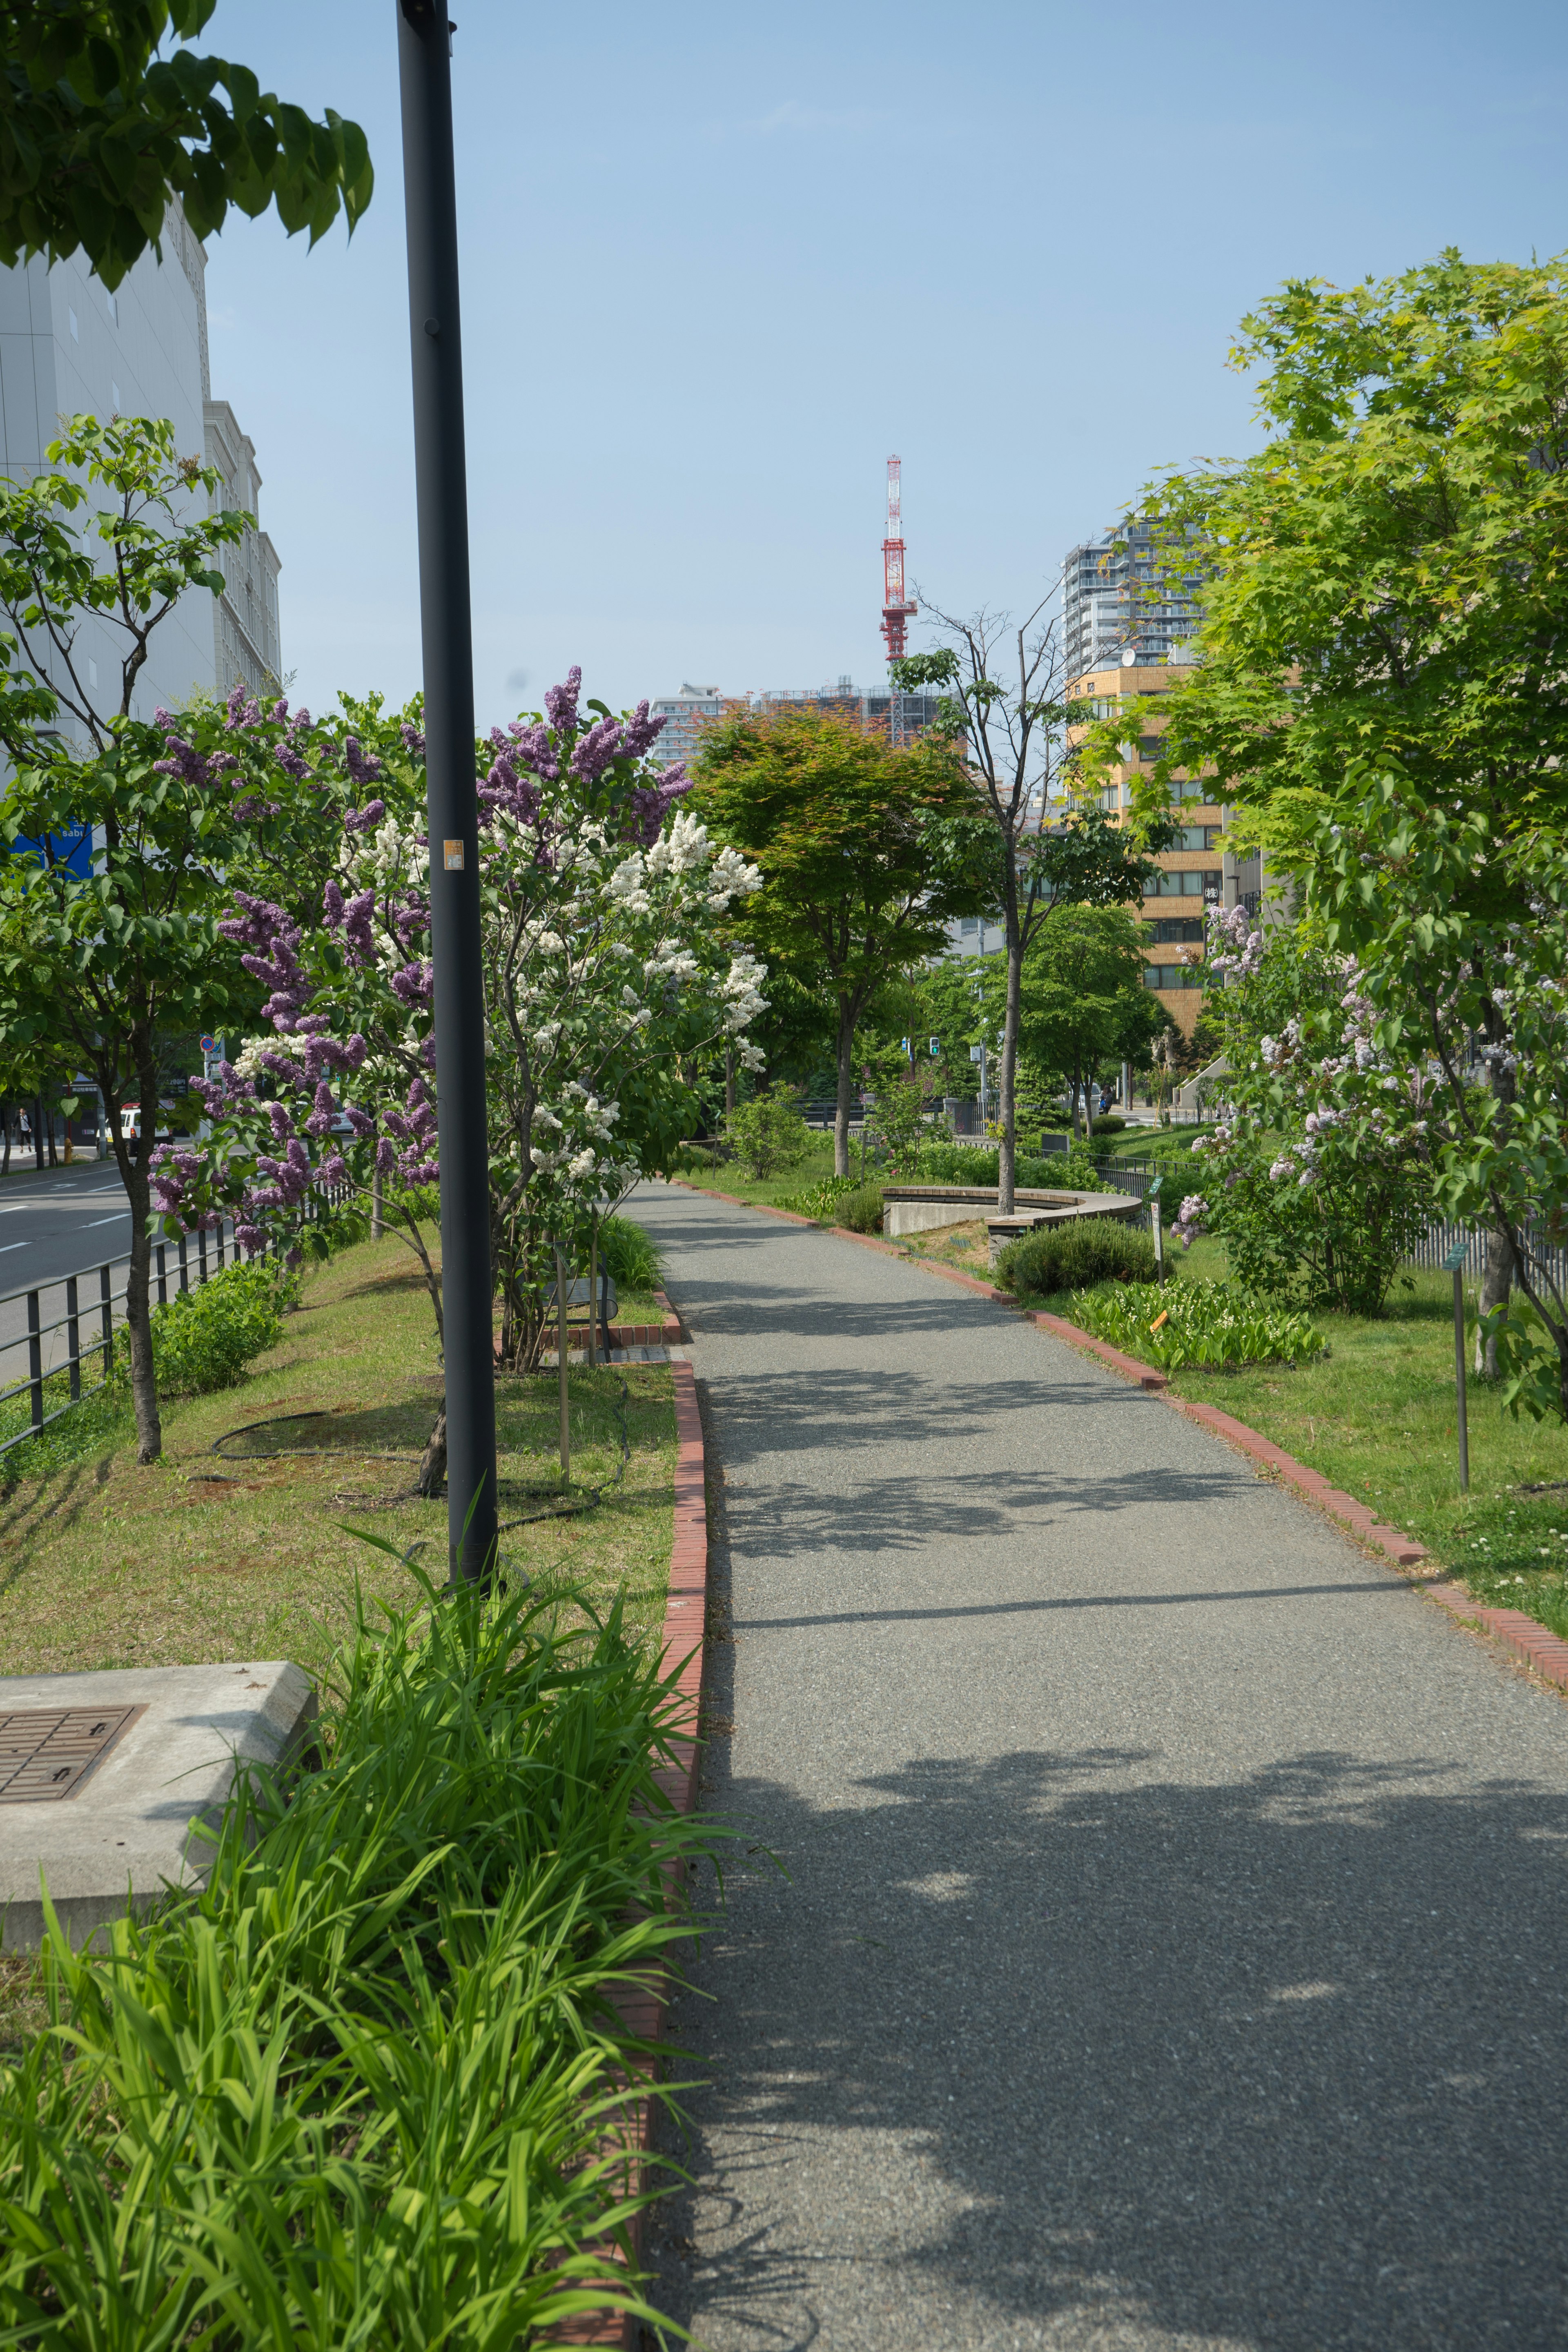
left=0, top=1576, right=711, bottom=2347
left=1074, top=1277, right=1326, bottom=1372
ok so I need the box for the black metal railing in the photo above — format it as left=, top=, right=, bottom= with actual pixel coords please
left=0, top=1180, right=352, bottom=1457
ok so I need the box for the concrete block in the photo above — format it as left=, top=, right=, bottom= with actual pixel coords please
left=0, top=1660, right=317, bottom=1952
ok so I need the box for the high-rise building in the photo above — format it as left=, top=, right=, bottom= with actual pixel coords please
left=650, top=679, right=947, bottom=767
left=1068, top=655, right=1223, bottom=1039
left=0, top=199, right=280, bottom=718
left=1062, top=517, right=1203, bottom=679
left=649, top=684, right=741, bottom=766
left=203, top=399, right=281, bottom=698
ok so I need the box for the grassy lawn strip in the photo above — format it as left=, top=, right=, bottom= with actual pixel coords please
left=1034, top=1236, right=1568, bottom=1639
left=673, top=1135, right=845, bottom=1209
left=0, top=1225, right=676, bottom=1685
left=0, top=1581, right=710, bottom=2345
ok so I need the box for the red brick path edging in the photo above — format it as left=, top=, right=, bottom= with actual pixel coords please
left=668, top=1180, right=1568, bottom=1702
left=562, top=1353, right=708, bottom=2348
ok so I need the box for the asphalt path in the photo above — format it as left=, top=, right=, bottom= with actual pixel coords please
left=0, top=1163, right=235, bottom=1386
left=633, top=1178, right=1568, bottom=2352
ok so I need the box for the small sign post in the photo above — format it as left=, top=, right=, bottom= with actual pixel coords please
left=1149, top=1174, right=1165, bottom=1283
left=1446, top=1238, right=1470, bottom=1493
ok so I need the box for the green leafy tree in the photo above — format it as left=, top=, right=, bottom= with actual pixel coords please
left=894, top=615, right=1172, bottom=1212
left=1133, top=251, right=1568, bottom=1323
left=1311, top=776, right=1568, bottom=1407
left=0, top=416, right=315, bottom=1462
left=0, top=0, right=372, bottom=287
left=691, top=703, right=990, bottom=1178
left=979, top=904, right=1164, bottom=1144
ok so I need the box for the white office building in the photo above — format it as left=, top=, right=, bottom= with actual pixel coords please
left=0, top=200, right=279, bottom=720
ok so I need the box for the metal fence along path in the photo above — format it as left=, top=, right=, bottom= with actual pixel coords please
left=0, top=1180, right=352, bottom=1457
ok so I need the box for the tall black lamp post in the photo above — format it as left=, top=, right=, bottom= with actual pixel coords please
left=396, top=0, right=499, bottom=1585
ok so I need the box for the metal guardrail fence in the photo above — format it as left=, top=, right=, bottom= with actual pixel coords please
left=1404, top=1217, right=1568, bottom=1298
left=0, top=1180, right=351, bottom=1458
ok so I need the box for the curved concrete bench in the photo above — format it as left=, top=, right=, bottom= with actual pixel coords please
left=880, top=1183, right=1142, bottom=1265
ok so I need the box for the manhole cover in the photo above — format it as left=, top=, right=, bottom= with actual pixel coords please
left=0, top=1706, right=144, bottom=1804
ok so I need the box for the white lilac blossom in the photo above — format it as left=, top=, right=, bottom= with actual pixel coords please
left=173, top=672, right=767, bottom=1370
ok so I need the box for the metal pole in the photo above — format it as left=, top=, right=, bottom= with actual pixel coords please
left=587, top=1221, right=597, bottom=1372
left=1454, top=1265, right=1470, bottom=1494
left=100, top=1264, right=112, bottom=1381
left=555, top=1244, right=570, bottom=1485
left=65, top=1276, right=80, bottom=1402
left=26, top=1290, right=41, bottom=1431
left=397, top=0, right=499, bottom=1587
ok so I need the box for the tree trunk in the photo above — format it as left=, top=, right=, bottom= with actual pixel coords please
left=32, top=1098, right=44, bottom=1171
left=725, top=1044, right=736, bottom=1117
left=371, top=1163, right=383, bottom=1240
left=123, top=1186, right=162, bottom=1464
left=1475, top=1025, right=1519, bottom=1379
left=833, top=1006, right=855, bottom=1180
left=417, top=1407, right=447, bottom=1498
left=1476, top=1225, right=1516, bottom=1378
left=1, top=1106, right=9, bottom=1178
left=998, top=934, right=1022, bottom=1216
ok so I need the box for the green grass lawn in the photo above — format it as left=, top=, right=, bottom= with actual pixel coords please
left=1030, top=1234, right=1568, bottom=1638
left=673, top=1134, right=847, bottom=1209
left=0, top=1227, right=677, bottom=1688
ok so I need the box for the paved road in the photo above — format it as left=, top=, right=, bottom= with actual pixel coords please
left=633, top=1179, right=1568, bottom=2352
left=0, top=1164, right=238, bottom=1386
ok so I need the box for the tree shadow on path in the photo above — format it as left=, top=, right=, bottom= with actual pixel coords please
left=648, top=1742, right=1568, bottom=2351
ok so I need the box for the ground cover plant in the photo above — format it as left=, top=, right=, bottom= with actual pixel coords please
left=0, top=1223, right=676, bottom=1685
left=1075, top=1276, right=1324, bottom=1372
left=774, top=1174, right=858, bottom=1220
left=994, top=1216, right=1159, bottom=1301
left=0, top=1576, right=711, bottom=2347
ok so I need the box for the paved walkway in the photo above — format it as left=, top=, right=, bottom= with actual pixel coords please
left=633, top=1181, right=1568, bottom=2352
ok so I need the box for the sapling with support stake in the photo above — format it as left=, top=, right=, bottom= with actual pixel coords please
left=1448, top=1238, right=1470, bottom=1494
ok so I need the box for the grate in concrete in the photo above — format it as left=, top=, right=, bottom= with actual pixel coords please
left=0, top=1706, right=145, bottom=1804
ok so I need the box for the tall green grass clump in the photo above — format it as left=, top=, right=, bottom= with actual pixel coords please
left=995, top=1216, right=1159, bottom=1299
left=0, top=1576, right=714, bottom=2347
left=597, top=1213, right=665, bottom=1294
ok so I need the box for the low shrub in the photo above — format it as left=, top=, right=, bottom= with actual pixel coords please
left=597, top=1213, right=665, bottom=1294
left=835, top=1183, right=885, bottom=1234
left=722, top=1091, right=810, bottom=1180
left=915, top=1140, right=998, bottom=1183
left=1075, top=1276, right=1325, bottom=1370
left=1090, top=1114, right=1127, bottom=1136
left=994, top=1215, right=1159, bottom=1299
left=0, top=1577, right=714, bottom=2347
left=148, top=1261, right=287, bottom=1396
left=777, top=1174, right=858, bottom=1220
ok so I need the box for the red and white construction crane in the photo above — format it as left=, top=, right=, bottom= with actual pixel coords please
left=880, top=454, right=918, bottom=666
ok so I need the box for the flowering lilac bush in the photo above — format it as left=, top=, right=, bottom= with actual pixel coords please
left=155, top=675, right=765, bottom=1395
left=1312, top=775, right=1568, bottom=1418
left=1176, top=902, right=1433, bottom=1312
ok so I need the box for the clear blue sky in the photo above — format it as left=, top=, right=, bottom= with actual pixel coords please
left=204, top=0, right=1567, bottom=727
